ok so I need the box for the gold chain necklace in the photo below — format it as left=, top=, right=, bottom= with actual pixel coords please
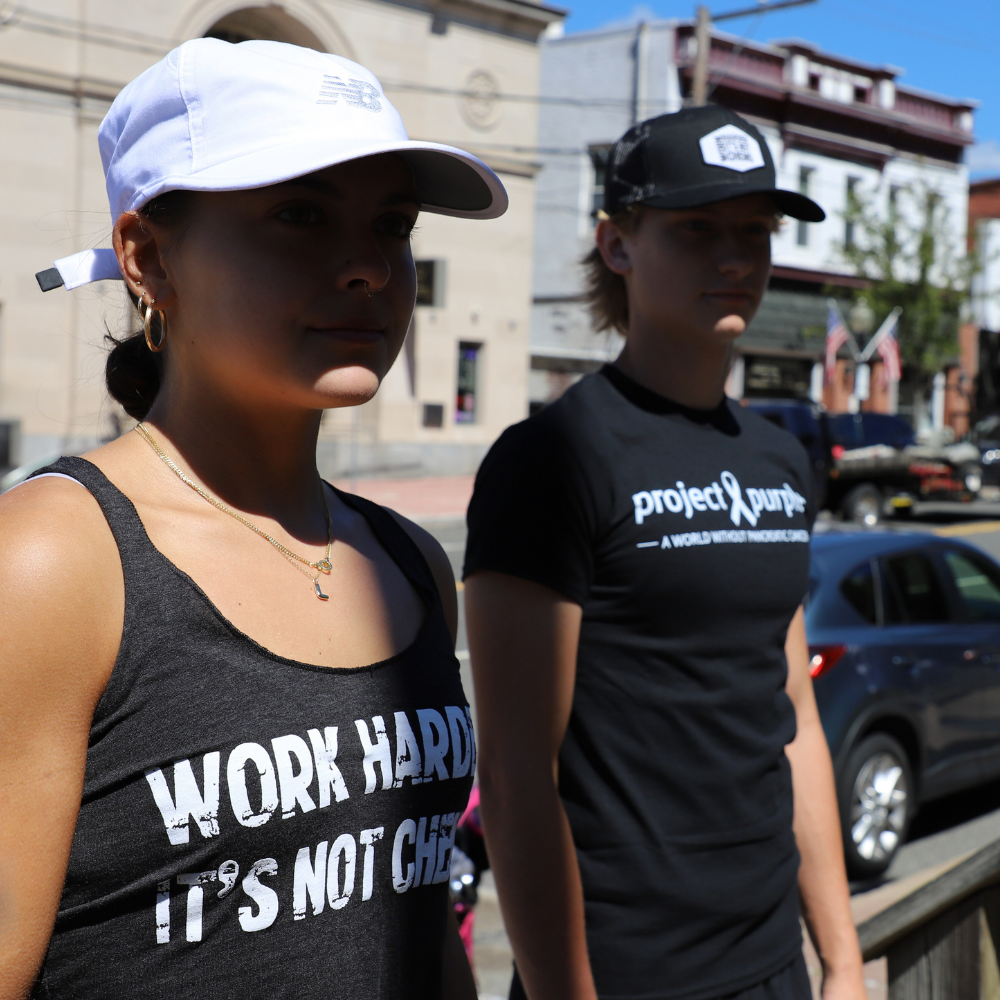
left=134, top=422, right=334, bottom=601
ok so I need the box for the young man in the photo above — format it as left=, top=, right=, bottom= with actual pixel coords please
left=464, top=106, right=866, bottom=1000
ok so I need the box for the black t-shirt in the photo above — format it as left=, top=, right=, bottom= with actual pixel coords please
left=464, top=367, right=815, bottom=1000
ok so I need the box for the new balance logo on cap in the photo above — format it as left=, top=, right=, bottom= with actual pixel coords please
left=317, top=75, right=383, bottom=112
left=699, top=124, right=765, bottom=173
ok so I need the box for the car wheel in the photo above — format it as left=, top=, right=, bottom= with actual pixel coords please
left=842, top=484, right=882, bottom=528
left=838, top=732, right=913, bottom=879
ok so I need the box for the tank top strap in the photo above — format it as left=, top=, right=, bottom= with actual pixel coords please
left=30, top=456, right=162, bottom=576
left=331, top=487, right=442, bottom=609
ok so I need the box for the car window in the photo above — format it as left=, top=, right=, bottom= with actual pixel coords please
left=943, top=550, right=1000, bottom=623
left=882, top=552, right=950, bottom=624
left=840, top=561, right=877, bottom=624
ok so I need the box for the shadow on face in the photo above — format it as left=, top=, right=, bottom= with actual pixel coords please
left=128, top=153, right=421, bottom=417
left=601, top=193, right=779, bottom=349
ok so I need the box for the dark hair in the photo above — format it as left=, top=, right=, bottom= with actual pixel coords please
left=582, top=207, right=642, bottom=336
left=105, top=190, right=192, bottom=420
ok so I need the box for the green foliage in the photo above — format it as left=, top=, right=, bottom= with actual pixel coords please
left=837, top=178, right=977, bottom=384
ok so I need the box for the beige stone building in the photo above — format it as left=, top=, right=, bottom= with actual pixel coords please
left=0, top=0, right=560, bottom=478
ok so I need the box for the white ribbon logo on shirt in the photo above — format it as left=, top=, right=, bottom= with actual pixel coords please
left=720, top=471, right=757, bottom=528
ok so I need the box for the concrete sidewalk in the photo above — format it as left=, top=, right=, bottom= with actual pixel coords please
left=333, top=475, right=474, bottom=522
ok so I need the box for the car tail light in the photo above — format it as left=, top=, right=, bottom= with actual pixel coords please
left=809, top=644, right=847, bottom=679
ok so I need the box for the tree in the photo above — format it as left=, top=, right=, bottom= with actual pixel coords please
left=837, top=177, right=976, bottom=385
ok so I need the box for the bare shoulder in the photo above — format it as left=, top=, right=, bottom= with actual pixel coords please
left=0, top=475, right=115, bottom=567
left=0, top=476, right=123, bottom=703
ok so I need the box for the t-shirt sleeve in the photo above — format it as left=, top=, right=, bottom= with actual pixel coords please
left=463, top=416, right=599, bottom=606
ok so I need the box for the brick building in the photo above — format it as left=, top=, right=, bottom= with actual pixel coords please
left=949, top=178, right=1000, bottom=435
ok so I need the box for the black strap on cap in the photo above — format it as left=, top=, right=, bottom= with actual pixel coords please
left=36, top=268, right=64, bottom=292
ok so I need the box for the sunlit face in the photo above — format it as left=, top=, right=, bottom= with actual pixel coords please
left=125, top=153, right=420, bottom=413
left=598, top=193, right=778, bottom=349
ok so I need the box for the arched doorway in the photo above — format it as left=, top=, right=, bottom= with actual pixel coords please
left=203, top=7, right=326, bottom=51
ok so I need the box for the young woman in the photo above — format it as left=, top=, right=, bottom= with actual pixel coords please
left=0, top=38, right=505, bottom=1000
left=464, top=107, right=867, bottom=1000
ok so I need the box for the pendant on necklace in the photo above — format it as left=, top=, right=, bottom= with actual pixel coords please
left=314, top=579, right=330, bottom=601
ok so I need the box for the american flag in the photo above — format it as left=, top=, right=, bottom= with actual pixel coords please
left=825, top=303, right=849, bottom=383
left=875, top=313, right=902, bottom=387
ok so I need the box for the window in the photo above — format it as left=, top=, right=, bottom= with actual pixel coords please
left=415, top=260, right=446, bottom=307
left=845, top=177, right=860, bottom=248
left=888, top=185, right=901, bottom=222
left=882, top=552, right=949, bottom=624
left=853, top=85, right=869, bottom=104
left=808, top=73, right=821, bottom=92
left=841, top=561, right=878, bottom=624
left=797, top=167, right=814, bottom=246
left=455, top=342, right=481, bottom=424
left=589, top=146, right=610, bottom=220
left=943, top=550, right=1000, bottom=623
left=422, top=403, right=444, bottom=429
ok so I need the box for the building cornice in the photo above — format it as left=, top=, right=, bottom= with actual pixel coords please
left=451, top=0, right=566, bottom=24
left=674, top=61, right=974, bottom=153
left=429, top=0, right=565, bottom=38
left=0, top=59, right=120, bottom=103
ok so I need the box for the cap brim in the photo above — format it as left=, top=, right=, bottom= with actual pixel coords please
left=638, top=182, right=825, bottom=222
left=125, top=136, right=508, bottom=221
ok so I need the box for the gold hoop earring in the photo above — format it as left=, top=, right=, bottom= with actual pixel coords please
left=139, top=297, right=167, bottom=352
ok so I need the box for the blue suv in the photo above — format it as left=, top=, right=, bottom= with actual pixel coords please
left=808, top=531, right=1000, bottom=877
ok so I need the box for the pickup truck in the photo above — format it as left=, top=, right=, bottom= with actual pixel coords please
left=746, top=400, right=981, bottom=526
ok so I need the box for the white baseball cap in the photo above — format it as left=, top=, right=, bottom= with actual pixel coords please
left=37, top=38, right=508, bottom=292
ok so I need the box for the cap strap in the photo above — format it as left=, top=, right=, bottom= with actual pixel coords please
left=36, top=248, right=122, bottom=292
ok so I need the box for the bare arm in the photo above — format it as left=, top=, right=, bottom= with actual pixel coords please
left=466, top=570, right=595, bottom=1000
left=784, top=606, right=865, bottom=999
left=0, top=480, right=122, bottom=998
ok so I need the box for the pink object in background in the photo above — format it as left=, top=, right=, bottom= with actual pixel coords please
left=454, top=786, right=484, bottom=968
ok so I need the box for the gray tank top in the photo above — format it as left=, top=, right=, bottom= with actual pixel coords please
left=30, top=457, right=475, bottom=1000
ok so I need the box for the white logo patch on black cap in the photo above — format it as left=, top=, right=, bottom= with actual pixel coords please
left=699, top=124, right=765, bottom=173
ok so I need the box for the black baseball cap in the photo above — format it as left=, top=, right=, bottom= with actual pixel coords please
left=604, top=105, right=825, bottom=222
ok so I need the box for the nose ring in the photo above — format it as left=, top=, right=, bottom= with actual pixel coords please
left=363, top=281, right=384, bottom=298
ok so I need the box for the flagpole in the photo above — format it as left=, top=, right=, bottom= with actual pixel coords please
left=827, top=298, right=862, bottom=360
left=859, top=307, right=903, bottom=363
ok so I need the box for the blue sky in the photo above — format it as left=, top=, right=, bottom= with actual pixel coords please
left=558, top=0, right=1000, bottom=178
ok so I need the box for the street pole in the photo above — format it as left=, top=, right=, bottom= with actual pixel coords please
left=690, top=0, right=818, bottom=108
left=692, top=6, right=711, bottom=107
